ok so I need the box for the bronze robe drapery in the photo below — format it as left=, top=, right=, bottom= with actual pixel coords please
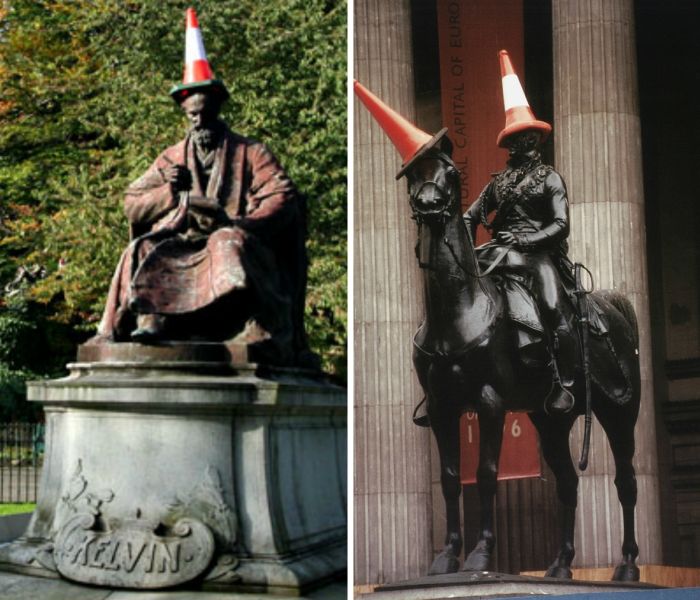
left=96, top=126, right=308, bottom=361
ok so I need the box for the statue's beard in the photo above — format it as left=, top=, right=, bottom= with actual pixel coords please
left=192, top=126, right=219, bottom=152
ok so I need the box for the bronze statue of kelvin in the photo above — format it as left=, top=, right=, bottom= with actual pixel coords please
left=89, top=12, right=313, bottom=368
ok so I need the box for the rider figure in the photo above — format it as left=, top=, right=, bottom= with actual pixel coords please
left=463, top=50, right=575, bottom=415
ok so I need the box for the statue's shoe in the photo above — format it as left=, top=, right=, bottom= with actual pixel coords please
left=130, top=326, right=162, bottom=344
left=131, top=314, right=165, bottom=344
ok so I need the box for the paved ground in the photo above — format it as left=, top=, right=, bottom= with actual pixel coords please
left=0, top=572, right=346, bottom=600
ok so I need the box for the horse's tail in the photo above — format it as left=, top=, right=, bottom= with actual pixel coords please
left=598, top=290, right=639, bottom=347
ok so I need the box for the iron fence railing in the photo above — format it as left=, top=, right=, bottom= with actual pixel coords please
left=0, top=422, right=44, bottom=503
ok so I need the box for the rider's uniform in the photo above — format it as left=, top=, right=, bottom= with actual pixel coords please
left=464, top=152, right=576, bottom=411
left=464, top=154, right=574, bottom=328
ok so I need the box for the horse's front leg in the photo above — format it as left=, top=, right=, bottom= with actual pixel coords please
left=428, top=403, right=463, bottom=575
left=463, top=384, right=504, bottom=572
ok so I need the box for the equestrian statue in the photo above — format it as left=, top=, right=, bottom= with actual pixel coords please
left=354, top=49, right=641, bottom=582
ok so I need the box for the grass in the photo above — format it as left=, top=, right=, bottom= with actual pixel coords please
left=0, top=503, right=34, bottom=516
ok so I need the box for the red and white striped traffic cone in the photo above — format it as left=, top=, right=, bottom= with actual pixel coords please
left=354, top=80, right=451, bottom=179
left=496, top=50, right=551, bottom=147
left=169, top=7, right=229, bottom=103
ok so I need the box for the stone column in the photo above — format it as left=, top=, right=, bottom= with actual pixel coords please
left=354, top=0, right=433, bottom=585
left=552, top=0, right=663, bottom=567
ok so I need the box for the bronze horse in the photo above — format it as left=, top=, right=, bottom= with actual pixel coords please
left=405, top=148, right=641, bottom=581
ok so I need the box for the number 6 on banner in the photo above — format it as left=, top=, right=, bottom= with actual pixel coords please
left=460, top=412, right=540, bottom=484
left=511, top=419, right=521, bottom=438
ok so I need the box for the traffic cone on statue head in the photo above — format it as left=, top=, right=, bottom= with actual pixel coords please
left=169, top=7, right=229, bottom=104
left=496, top=49, right=551, bottom=147
left=354, top=80, right=451, bottom=180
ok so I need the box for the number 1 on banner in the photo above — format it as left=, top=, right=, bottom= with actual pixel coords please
left=459, top=411, right=541, bottom=485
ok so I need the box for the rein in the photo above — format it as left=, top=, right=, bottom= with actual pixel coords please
left=414, top=208, right=496, bottom=299
left=443, top=237, right=511, bottom=279
left=410, top=167, right=497, bottom=297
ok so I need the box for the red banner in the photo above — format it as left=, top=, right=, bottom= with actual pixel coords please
left=437, top=0, right=524, bottom=243
left=460, top=412, right=541, bottom=484
left=437, top=0, right=541, bottom=481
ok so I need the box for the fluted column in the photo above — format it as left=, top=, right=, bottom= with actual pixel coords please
left=552, top=0, right=662, bottom=567
left=354, top=0, right=433, bottom=585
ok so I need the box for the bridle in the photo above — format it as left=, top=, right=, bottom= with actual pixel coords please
left=409, top=179, right=455, bottom=226
left=409, top=170, right=499, bottom=282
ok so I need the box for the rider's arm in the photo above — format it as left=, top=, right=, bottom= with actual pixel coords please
left=514, top=171, right=569, bottom=249
left=463, top=181, right=493, bottom=242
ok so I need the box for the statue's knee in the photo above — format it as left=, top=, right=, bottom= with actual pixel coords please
left=519, top=340, right=548, bottom=366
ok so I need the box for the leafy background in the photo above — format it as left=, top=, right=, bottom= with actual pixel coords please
left=0, top=0, right=347, bottom=416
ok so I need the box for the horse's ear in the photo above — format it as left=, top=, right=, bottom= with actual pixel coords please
left=439, top=134, right=454, bottom=158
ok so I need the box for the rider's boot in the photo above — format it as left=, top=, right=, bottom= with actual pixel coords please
left=544, top=332, right=575, bottom=415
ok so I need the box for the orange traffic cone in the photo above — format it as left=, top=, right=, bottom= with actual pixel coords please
left=496, top=50, right=551, bottom=147
left=354, top=80, right=450, bottom=179
left=170, top=7, right=229, bottom=104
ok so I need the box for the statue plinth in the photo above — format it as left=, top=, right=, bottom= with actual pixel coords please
left=361, top=571, right=661, bottom=599
left=0, top=344, right=346, bottom=594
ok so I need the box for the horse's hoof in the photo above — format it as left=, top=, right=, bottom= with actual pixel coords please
left=544, top=564, right=573, bottom=579
left=428, top=551, right=459, bottom=575
left=462, top=541, right=491, bottom=572
left=612, top=563, right=640, bottom=582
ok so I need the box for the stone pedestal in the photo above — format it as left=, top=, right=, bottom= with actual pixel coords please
left=0, top=345, right=346, bottom=594
left=360, top=571, right=661, bottom=600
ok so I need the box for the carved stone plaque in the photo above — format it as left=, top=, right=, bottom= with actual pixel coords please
left=54, top=514, right=215, bottom=588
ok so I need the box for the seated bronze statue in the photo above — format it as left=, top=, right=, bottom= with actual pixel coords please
left=90, top=11, right=312, bottom=368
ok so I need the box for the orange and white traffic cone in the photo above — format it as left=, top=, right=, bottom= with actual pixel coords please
left=354, top=80, right=450, bottom=179
left=496, top=50, right=551, bottom=147
left=170, top=7, right=229, bottom=103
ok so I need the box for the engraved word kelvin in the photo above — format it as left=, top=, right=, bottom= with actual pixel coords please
left=55, top=514, right=214, bottom=588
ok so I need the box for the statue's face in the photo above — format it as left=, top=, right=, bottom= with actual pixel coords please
left=505, top=130, right=541, bottom=158
left=180, top=93, right=220, bottom=131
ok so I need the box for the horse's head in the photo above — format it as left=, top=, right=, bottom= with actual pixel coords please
left=403, top=146, right=472, bottom=275
left=352, top=80, right=461, bottom=225
left=405, top=149, right=460, bottom=226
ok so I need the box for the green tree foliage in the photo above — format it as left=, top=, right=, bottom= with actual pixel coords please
left=0, top=288, right=76, bottom=420
left=0, top=0, right=346, bottom=379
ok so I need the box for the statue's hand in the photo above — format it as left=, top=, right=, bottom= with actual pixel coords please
left=163, top=164, right=192, bottom=193
left=496, top=231, right=517, bottom=245
left=189, top=197, right=232, bottom=226
left=189, top=196, right=219, bottom=211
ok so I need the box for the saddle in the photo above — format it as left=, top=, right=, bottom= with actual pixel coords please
left=477, top=248, right=633, bottom=405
